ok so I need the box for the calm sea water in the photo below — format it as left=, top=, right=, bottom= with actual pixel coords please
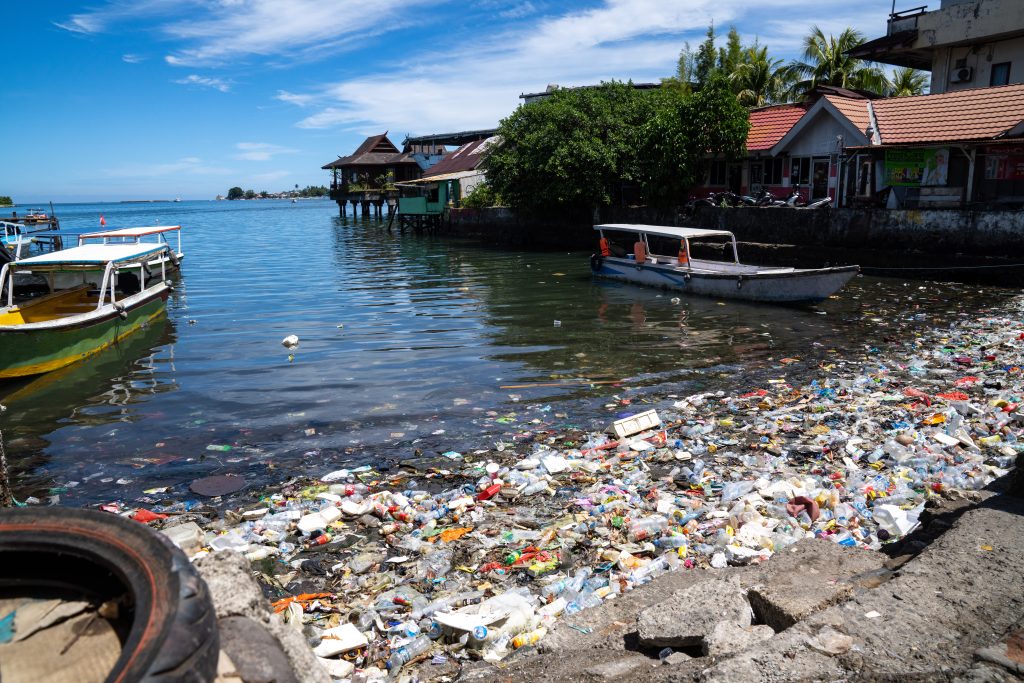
left=0, top=199, right=1010, bottom=505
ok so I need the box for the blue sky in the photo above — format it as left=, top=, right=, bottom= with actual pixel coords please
left=4, top=0, right=897, bottom=202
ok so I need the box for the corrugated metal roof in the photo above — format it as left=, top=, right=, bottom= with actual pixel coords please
left=399, top=170, right=484, bottom=185
left=420, top=137, right=498, bottom=178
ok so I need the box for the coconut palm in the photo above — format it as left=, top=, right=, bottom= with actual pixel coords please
left=730, top=45, right=794, bottom=107
left=888, top=67, right=929, bottom=96
left=787, top=26, right=889, bottom=99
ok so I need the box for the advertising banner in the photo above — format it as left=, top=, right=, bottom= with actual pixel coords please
left=885, top=148, right=949, bottom=186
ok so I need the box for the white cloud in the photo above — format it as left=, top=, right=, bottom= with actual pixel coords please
left=500, top=2, right=537, bottom=19
left=161, top=0, right=435, bottom=67
left=54, top=15, right=105, bottom=34
left=122, top=53, right=144, bottom=64
left=251, top=170, right=291, bottom=182
left=55, top=0, right=436, bottom=66
left=276, top=90, right=315, bottom=107
left=103, top=157, right=233, bottom=178
left=233, top=142, right=298, bottom=161
left=174, top=74, right=231, bottom=92
left=289, top=0, right=895, bottom=135
left=293, top=0, right=720, bottom=133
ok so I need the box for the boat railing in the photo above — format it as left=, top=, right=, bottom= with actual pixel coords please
left=0, top=263, right=9, bottom=308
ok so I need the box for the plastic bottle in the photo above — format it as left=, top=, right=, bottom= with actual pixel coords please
left=628, top=515, right=668, bottom=541
left=388, top=620, right=421, bottom=638
left=654, top=534, right=689, bottom=549
left=386, top=635, right=432, bottom=671
left=511, top=627, right=547, bottom=649
left=522, top=480, right=548, bottom=496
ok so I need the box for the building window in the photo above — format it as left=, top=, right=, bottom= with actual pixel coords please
left=857, top=158, right=873, bottom=197
left=764, top=158, right=785, bottom=185
left=708, top=160, right=727, bottom=186
left=991, top=62, right=1011, bottom=87
left=749, top=162, right=763, bottom=187
left=790, top=157, right=811, bottom=185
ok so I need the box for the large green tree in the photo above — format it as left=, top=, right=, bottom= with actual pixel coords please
left=487, top=82, right=652, bottom=213
left=638, top=73, right=749, bottom=207
left=487, top=77, right=748, bottom=213
left=226, top=186, right=244, bottom=200
left=731, top=45, right=793, bottom=107
left=787, top=26, right=888, bottom=99
left=694, top=25, right=719, bottom=88
left=718, top=27, right=744, bottom=76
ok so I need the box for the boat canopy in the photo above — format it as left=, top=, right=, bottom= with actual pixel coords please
left=12, top=243, right=167, bottom=270
left=80, top=225, right=181, bottom=240
left=594, top=224, right=735, bottom=241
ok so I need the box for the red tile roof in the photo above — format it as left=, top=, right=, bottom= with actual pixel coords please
left=872, top=83, right=1024, bottom=144
left=746, top=104, right=808, bottom=151
left=422, top=137, right=497, bottom=178
left=824, top=96, right=871, bottom=137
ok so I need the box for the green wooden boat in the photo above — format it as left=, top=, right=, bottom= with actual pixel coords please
left=0, top=243, right=172, bottom=379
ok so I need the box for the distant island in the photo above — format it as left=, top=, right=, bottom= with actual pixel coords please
left=224, top=185, right=328, bottom=201
left=0, top=196, right=13, bottom=208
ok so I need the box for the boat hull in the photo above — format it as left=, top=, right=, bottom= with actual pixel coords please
left=0, top=286, right=170, bottom=379
left=593, top=258, right=858, bottom=304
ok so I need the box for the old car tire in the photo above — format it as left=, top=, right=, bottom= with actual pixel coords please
left=0, top=507, right=219, bottom=683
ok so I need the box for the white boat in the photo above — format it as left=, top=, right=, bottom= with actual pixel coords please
left=0, top=243, right=172, bottom=378
left=591, top=224, right=858, bottom=304
left=1, top=221, right=37, bottom=261
left=78, top=225, right=184, bottom=274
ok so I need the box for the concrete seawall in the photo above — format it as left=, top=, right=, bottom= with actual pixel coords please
left=447, top=205, right=1024, bottom=282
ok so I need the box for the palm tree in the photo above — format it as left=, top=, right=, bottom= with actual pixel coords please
left=888, top=67, right=929, bottom=96
left=787, top=26, right=889, bottom=100
left=730, top=45, right=794, bottom=107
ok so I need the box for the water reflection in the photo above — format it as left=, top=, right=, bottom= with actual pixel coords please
left=0, top=201, right=1015, bottom=505
left=1, top=314, right=177, bottom=497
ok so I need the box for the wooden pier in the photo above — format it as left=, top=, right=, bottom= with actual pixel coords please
left=3, top=212, right=60, bottom=231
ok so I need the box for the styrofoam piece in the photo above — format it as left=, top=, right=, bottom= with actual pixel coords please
left=541, top=454, right=568, bottom=474
left=313, top=622, right=368, bottom=657
left=609, top=409, right=661, bottom=439
left=297, top=512, right=326, bottom=534
left=319, top=506, right=342, bottom=525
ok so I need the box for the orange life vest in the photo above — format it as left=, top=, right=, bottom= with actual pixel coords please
left=599, top=237, right=611, bottom=257
left=678, top=242, right=689, bottom=265
left=633, top=241, right=647, bottom=263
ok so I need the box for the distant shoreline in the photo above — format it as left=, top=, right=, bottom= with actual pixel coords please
left=120, top=200, right=173, bottom=203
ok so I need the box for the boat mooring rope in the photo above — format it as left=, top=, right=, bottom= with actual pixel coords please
left=0, top=419, right=12, bottom=508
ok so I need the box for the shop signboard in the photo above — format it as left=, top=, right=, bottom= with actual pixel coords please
left=983, top=145, right=1024, bottom=180
left=885, top=148, right=949, bottom=186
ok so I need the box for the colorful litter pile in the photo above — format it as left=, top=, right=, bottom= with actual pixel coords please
left=127, top=302, right=1024, bottom=680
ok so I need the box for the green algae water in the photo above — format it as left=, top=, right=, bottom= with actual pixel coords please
left=0, top=199, right=1013, bottom=505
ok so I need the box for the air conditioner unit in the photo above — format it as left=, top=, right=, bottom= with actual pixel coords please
left=951, top=66, right=974, bottom=83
